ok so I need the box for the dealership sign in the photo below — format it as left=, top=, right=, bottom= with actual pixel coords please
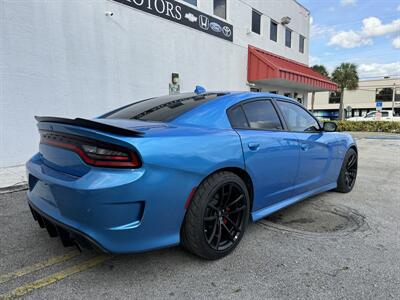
left=113, top=0, right=233, bottom=42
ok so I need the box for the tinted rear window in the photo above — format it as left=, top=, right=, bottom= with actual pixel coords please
left=241, top=100, right=282, bottom=130
left=102, top=93, right=226, bottom=122
left=228, top=106, right=249, bottom=128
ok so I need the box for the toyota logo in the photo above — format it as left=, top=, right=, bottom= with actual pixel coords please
left=222, top=26, right=232, bottom=37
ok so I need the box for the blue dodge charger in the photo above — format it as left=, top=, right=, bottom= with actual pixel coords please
left=26, top=88, right=357, bottom=259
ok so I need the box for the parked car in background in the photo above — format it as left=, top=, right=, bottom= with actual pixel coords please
left=347, top=110, right=400, bottom=121
left=26, top=90, right=357, bottom=260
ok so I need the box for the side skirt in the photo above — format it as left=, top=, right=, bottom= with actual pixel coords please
left=251, top=182, right=337, bottom=222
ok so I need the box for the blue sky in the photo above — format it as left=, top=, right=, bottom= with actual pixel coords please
left=298, top=0, right=400, bottom=78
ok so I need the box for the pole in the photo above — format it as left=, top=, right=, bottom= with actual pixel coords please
left=392, top=83, right=396, bottom=116
left=311, top=91, right=315, bottom=113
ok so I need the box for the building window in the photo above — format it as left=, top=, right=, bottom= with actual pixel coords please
left=376, top=87, right=400, bottom=102
left=250, top=87, right=261, bottom=92
left=269, top=91, right=278, bottom=94
left=252, top=10, right=261, bottom=34
left=182, top=0, right=197, bottom=6
left=329, top=91, right=341, bottom=104
left=299, top=35, right=305, bottom=53
left=285, top=28, right=292, bottom=48
left=270, top=21, right=278, bottom=42
left=214, top=0, right=226, bottom=19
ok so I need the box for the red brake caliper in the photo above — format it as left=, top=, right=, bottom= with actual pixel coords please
left=224, top=207, right=230, bottom=224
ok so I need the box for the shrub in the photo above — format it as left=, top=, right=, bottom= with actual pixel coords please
left=333, top=121, right=400, bottom=133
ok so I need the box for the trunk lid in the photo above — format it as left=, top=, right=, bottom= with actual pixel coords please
left=35, top=117, right=163, bottom=177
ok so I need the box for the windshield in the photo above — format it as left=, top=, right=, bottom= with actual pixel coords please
left=365, top=112, right=376, bottom=118
left=101, top=93, right=226, bottom=122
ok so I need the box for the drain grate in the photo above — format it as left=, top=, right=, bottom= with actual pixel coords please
left=258, top=201, right=367, bottom=238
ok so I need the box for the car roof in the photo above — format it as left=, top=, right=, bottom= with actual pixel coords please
left=170, top=91, right=298, bottom=129
left=210, top=91, right=297, bottom=102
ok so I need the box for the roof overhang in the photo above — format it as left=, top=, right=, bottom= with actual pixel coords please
left=247, top=45, right=337, bottom=92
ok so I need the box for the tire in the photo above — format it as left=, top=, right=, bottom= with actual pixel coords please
left=181, top=171, right=250, bottom=260
left=336, top=148, right=358, bottom=193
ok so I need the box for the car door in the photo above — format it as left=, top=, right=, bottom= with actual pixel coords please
left=381, top=111, right=390, bottom=120
left=228, top=99, right=300, bottom=211
left=275, top=100, right=339, bottom=195
left=365, top=111, right=376, bottom=120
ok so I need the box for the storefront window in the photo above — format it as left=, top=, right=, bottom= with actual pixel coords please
left=214, top=0, right=226, bottom=19
left=329, top=91, right=341, bottom=104
left=375, top=87, right=400, bottom=102
left=252, top=10, right=261, bottom=34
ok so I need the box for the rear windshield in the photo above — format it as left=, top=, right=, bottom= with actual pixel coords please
left=102, top=93, right=226, bottom=122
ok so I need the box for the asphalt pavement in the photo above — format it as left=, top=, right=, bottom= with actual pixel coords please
left=0, top=134, right=399, bottom=299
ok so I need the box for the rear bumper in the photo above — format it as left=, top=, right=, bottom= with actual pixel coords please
left=26, top=154, right=200, bottom=253
left=28, top=200, right=108, bottom=252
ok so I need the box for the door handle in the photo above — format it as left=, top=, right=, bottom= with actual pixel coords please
left=248, top=143, right=260, bottom=151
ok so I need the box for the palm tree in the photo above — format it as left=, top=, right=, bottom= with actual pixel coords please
left=311, top=65, right=329, bottom=78
left=331, top=63, right=359, bottom=120
left=311, top=65, right=330, bottom=113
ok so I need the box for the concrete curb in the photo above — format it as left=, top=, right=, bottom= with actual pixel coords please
left=0, top=182, right=28, bottom=194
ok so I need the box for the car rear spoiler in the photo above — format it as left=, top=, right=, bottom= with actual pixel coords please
left=35, top=116, right=144, bottom=137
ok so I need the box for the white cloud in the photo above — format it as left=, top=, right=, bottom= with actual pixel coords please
left=328, top=30, right=372, bottom=48
left=328, top=17, right=400, bottom=48
left=393, top=37, right=400, bottom=49
left=311, top=23, right=336, bottom=38
left=361, top=17, right=400, bottom=37
left=358, top=62, right=400, bottom=77
left=340, top=0, right=357, bottom=6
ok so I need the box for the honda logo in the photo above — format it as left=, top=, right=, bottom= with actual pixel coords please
left=199, top=15, right=209, bottom=30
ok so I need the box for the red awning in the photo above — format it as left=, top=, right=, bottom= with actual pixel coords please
left=248, top=45, right=337, bottom=91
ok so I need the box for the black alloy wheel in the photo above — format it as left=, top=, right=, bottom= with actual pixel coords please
left=345, top=151, right=357, bottom=189
left=336, top=148, right=358, bottom=193
left=203, top=182, right=247, bottom=251
left=181, top=171, right=250, bottom=260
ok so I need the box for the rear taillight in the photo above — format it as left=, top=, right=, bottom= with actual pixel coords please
left=40, top=131, right=141, bottom=168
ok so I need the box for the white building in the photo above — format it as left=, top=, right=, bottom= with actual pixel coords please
left=308, top=77, right=400, bottom=119
left=0, top=0, right=336, bottom=167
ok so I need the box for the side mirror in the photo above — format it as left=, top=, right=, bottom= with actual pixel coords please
left=323, top=121, right=337, bottom=132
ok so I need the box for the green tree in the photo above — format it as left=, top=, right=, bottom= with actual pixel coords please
left=310, top=65, right=330, bottom=113
left=331, top=63, right=359, bottom=120
left=311, top=65, right=330, bottom=78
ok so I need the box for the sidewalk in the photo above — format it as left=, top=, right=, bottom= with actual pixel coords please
left=0, top=165, right=27, bottom=193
